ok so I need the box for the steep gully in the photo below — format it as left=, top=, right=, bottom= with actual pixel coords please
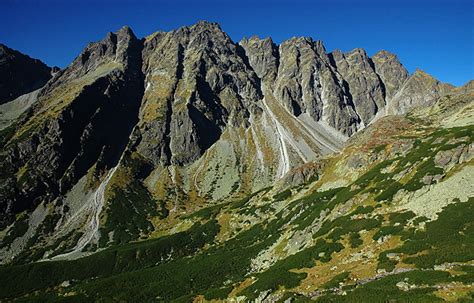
left=52, top=166, right=118, bottom=259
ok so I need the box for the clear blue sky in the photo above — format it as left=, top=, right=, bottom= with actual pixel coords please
left=1, top=0, right=473, bottom=86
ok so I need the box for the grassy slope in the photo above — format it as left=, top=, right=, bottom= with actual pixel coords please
left=1, top=97, right=473, bottom=302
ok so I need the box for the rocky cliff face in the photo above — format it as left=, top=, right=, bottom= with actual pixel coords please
left=137, top=22, right=261, bottom=166
left=0, top=21, right=459, bottom=257
left=330, top=48, right=385, bottom=127
left=0, top=26, right=143, bottom=228
left=387, top=69, right=454, bottom=115
left=0, top=44, right=53, bottom=105
left=371, top=50, right=409, bottom=99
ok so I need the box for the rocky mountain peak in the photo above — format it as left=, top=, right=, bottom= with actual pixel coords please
left=412, top=68, right=440, bottom=81
left=0, top=44, right=52, bottom=104
left=0, top=26, right=146, bottom=228
left=138, top=21, right=262, bottom=166
left=116, top=25, right=135, bottom=37
left=455, top=79, right=474, bottom=93
left=280, top=36, right=327, bottom=56
left=372, top=49, right=408, bottom=99
left=344, top=48, right=370, bottom=64
left=168, top=20, right=230, bottom=47
left=386, top=68, right=454, bottom=115
left=37, top=26, right=143, bottom=100
left=373, top=49, right=399, bottom=61
left=0, top=44, right=9, bottom=56
left=239, top=36, right=279, bottom=81
left=189, top=20, right=223, bottom=31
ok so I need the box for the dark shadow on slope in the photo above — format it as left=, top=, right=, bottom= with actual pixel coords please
left=3, top=38, right=146, bottom=223
left=188, top=103, right=221, bottom=152
left=368, top=57, right=387, bottom=101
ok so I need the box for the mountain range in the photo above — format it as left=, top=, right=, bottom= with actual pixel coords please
left=0, top=21, right=472, bottom=302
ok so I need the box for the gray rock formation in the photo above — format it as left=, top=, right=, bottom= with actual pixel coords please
left=241, top=36, right=361, bottom=136
left=387, top=69, right=453, bottom=115
left=330, top=48, right=385, bottom=126
left=138, top=21, right=261, bottom=165
left=372, top=50, right=409, bottom=99
left=239, top=36, right=279, bottom=81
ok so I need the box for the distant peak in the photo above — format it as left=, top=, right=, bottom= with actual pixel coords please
left=411, top=69, right=454, bottom=89
left=116, top=25, right=137, bottom=39
left=413, top=68, right=432, bottom=78
left=373, top=49, right=397, bottom=58
left=315, top=39, right=326, bottom=52
left=240, top=36, right=275, bottom=47
left=170, top=20, right=226, bottom=38
left=409, top=69, right=443, bottom=85
left=461, top=79, right=474, bottom=89
left=243, top=35, right=264, bottom=42
left=281, top=36, right=318, bottom=47
left=190, top=20, right=222, bottom=31
left=284, top=36, right=314, bottom=44
left=346, top=48, right=368, bottom=57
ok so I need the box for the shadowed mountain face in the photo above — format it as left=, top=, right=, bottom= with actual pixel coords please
left=0, top=27, right=144, bottom=228
left=1, top=21, right=472, bottom=302
left=0, top=44, right=53, bottom=105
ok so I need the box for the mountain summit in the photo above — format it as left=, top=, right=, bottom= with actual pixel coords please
left=0, top=22, right=472, bottom=302
left=0, top=44, right=53, bottom=104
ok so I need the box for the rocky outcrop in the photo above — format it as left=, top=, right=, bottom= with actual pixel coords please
left=387, top=69, right=453, bottom=115
left=275, top=161, right=324, bottom=191
left=137, top=21, right=261, bottom=165
left=239, top=36, right=279, bottom=82
left=273, top=38, right=361, bottom=135
left=371, top=50, right=408, bottom=99
left=330, top=48, right=385, bottom=126
left=241, top=36, right=363, bottom=136
left=0, top=44, right=53, bottom=104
